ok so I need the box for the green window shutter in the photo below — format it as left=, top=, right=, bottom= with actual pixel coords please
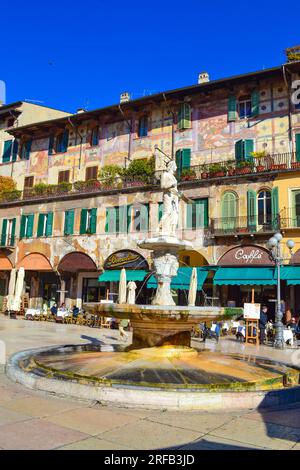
left=235, top=140, right=244, bottom=161
left=48, top=135, right=55, bottom=155
left=2, top=140, right=12, bottom=163
left=105, top=207, right=116, bottom=233
left=222, top=192, right=237, bottom=230
left=10, top=218, right=16, bottom=246
left=12, top=140, right=18, bottom=162
left=20, top=215, right=26, bottom=239
left=244, top=139, right=254, bottom=161
left=186, top=202, right=193, bottom=229
left=25, top=140, right=32, bottom=160
left=228, top=95, right=237, bottom=122
left=271, top=187, right=279, bottom=230
left=175, top=149, right=182, bottom=177
left=46, top=212, right=53, bottom=237
left=158, top=202, right=163, bottom=222
left=119, top=206, right=127, bottom=233
left=251, top=89, right=260, bottom=117
left=90, top=208, right=97, bottom=234
left=127, top=205, right=132, bottom=232
left=178, top=103, right=191, bottom=130
left=62, top=130, right=69, bottom=152
left=80, top=209, right=88, bottom=234
left=140, top=204, right=149, bottom=231
left=26, top=215, right=34, bottom=237
left=247, top=189, right=257, bottom=232
left=65, top=210, right=74, bottom=235
left=181, top=148, right=191, bottom=170
left=296, top=134, right=300, bottom=162
left=195, top=198, right=208, bottom=228
left=37, top=214, right=45, bottom=237
left=1, top=220, right=7, bottom=246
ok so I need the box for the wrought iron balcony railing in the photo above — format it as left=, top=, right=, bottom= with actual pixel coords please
left=279, top=208, right=300, bottom=229
left=207, top=216, right=280, bottom=237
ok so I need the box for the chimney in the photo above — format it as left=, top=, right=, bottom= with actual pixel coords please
left=76, top=108, right=86, bottom=114
left=120, top=92, right=130, bottom=103
left=198, top=72, right=210, bottom=84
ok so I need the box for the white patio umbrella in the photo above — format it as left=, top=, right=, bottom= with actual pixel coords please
left=127, top=281, right=137, bottom=305
left=11, top=267, right=25, bottom=312
left=188, top=267, right=197, bottom=307
left=118, top=268, right=127, bottom=304
left=7, top=268, right=16, bottom=310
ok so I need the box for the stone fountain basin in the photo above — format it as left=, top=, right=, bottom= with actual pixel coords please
left=84, top=303, right=222, bottom=348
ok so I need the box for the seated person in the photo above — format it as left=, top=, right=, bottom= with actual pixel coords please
left=59, top=302, right=67, bottom=312
left=72, top=305, right=79, bottom=318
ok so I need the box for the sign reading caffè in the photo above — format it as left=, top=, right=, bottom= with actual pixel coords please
left=218, top=245, right=275, bottom=266
left=104, top=250, right=149, bottom=270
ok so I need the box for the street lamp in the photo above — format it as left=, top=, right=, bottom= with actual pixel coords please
left=267, top=233, right=295, bottom=349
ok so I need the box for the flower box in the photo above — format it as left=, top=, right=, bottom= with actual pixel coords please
left=256, top=165, right=266, bottom=172
left=270, top=164, right=287, bottom=171
left=235, top=167, right=252, bottom=175
left=201, top=172, right=209, bottom=179
left=291, top=162, right=300, bottom=169
left=210, top=171, right=226, bottom=178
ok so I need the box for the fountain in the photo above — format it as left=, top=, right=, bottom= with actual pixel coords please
left=6, top=158, right=300, bottom=410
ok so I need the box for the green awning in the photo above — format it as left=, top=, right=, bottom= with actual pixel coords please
left=213, top=267, right=276, bottom=286
left=98, top=270, right=148, bottom=282
left=281, top=265, right=300, bottom=285
left=147, top=267, right=209, bottom=290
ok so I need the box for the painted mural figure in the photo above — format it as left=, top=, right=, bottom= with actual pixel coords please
left=158, top=160, right=179, bottom=237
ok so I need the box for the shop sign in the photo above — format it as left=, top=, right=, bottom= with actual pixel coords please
left=218, top=245, right=274, bottom=266
left=243, top=303, right=261, bottom=319
left=104, top=250, right=148, bottom=270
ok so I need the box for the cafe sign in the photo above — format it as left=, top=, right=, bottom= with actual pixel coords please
left=104, top=250, right=149, bottom=270
left=218, top=245, right=274, bottom=266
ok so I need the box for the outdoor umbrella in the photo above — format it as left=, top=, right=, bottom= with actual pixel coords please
left=127, top=281, right=137, bottom=304
left=118, top=268, right=127, bottom=304
left=188, top=267, right=197, bottom=306
left=12, top=267, right=25, bottom=312
left=7, top=268, right=16, bottom=310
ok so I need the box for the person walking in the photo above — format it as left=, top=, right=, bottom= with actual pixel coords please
left=259, top=305, right=268, bottom=344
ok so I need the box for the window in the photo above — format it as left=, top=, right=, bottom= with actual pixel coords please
left=186, top=198, right=208, bottom=229
left=291, top=190, right=300, bottom=227
left=1, top=218, right=16, bottom=246
left=238, top=96, right=252, bottom=119
left=221, top=192, right=237, bottom=230
left=37, top=213, right=53, bottom=237
left=82, top=278, right=105, bottom=303
left=20, top=214, right=34, bottom=239
left=91, top=127, right=100, bottom=146
left=24, top=176, right=34, bottom=196
left=235, top=139, right=254, bottom=161
left=20, top=140, right=32, bottom=160
left=2, top=140, right=12, bottom=163
left=64, top=210, right=74, bottom=235
left=257, top=190, right=272, bottom=226
left=55, top=129, right=69, bottom=153
left=105, top=206, right=128, bottom=234
left=158, top=202, right=163, bottom=223
left=85, top=166, right=98, bottom=181
left=175, top=148, right=191, bottom=177
left=178, top=103, right=191, bottom=130
left=138, top=116, right=148, bottom=137
left=58, top=170, right=70, bottom=184
left=131, top=204, right=149, bottom=232
left=80, top=208, right=97, bottom=234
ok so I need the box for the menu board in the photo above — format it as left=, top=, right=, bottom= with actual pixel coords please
left=243, top=303, right=261, bottom=319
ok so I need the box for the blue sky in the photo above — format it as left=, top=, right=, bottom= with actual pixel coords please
left=1, top=0, right=300, bottom=113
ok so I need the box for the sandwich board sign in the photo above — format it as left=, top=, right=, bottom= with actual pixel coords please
left=243, top=303, right=260, bottom=319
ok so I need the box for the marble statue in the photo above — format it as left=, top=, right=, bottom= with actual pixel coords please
left=158, top=160, right=179, bottom=237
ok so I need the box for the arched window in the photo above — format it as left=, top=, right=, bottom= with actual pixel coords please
left=221, top=192, right=237, bottom=230
left=257, top=190, right=272, bottom=226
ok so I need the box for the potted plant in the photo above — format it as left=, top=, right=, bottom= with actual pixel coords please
left=235, top=160, right=254, bottom=175
left=292, top=161, right=300, bottom=169
left=250, top=151, right=266, bottom=172
left=208, top=163, right=226, bottom=178
left=201, top=164, right=209, bottom=179
left=226, top=161, right=236, bottom=176
left=180, top=168, right=197, bottom=181
left=57, top=182, right=72, bottom=194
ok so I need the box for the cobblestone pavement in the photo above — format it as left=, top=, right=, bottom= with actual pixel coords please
left=0, top=316, right=300, bottom=450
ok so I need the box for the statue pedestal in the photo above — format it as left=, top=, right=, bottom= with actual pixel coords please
left=138, top=236, right=193, bottom=307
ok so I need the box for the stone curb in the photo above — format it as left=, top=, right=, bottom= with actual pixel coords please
left=6, top=346, right=300, bottom=411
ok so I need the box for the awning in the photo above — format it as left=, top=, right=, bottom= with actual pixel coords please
left=213, top=267, right=276, bottom=286
left=147, top=267, right=209, bottom=290
left=281, top=266, right=300, bottom=285
left=98, top=270, right=148, bottom=282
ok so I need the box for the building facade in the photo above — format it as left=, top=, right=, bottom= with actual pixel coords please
left=1, top=62, right=300, bottom=316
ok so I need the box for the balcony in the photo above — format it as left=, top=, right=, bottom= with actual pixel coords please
left=0, top=176, right=159, bottom=206
left=280, top=208, right=300, bottom=230
left=0, top=236, right=15, bottom=249
left=178, top=152, right=300, bottom=183
left=207, top=216, right=280, bottom=237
